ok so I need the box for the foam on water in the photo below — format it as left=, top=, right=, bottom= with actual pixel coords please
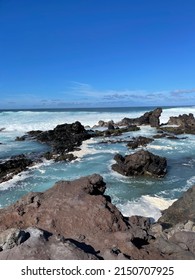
left=160, top=106, right=195, bottom=124
left=69, top=138, right=98, bottom=159
left=117, top=195, right=176, bottom=221
left=0, top=170, right=32, bottom=191
left=186, top=176, right=195, bottom=187
left=0, top=109, right=145, bottom=133
left=1, top=106, right=195, bottom=133
left=147, top=144, right=174, bottom=150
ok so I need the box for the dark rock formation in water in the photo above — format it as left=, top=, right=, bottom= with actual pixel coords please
left=16, top=121, right=91, bottom=161
left=161, top=113, right=195, bottom=134
left=0, top=174, right=194, bottom=260
left=0, top=154, right=33, bottom=183
left=93, top=125, right=140, bottom=137
left=112, top=149, right=167, bottom=177
left=34, top=121, right=91, bottom=154
left=117, top=108, right=162, bottom=127
left=127, top=136, right=154, bottom=149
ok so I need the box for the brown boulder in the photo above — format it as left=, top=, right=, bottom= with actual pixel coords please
left=0, top=174, right=134, bottom=259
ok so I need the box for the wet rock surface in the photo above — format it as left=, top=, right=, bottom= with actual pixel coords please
left=0, top=154, right=33, bottom=183
left=112, top=149, right=167, bottom=177
left=30, top=121, right=91, bottom=155
left=15, top=121, right=91, bottom=162
left=127, top=136, right=154, bottom=149
left=161, top=113, right=195, bottom=134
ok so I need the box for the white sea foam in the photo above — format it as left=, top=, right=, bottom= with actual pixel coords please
left=0, top=110, right=140, bottom=132
left=0, top=159, right=54, bottom=191
left=70, top=138, right=121, bottom=159
left=1, top=106, right=195, bottom=133
left=160, top=107, right=195, bottom=124
left=117, top=195, right=176, bottom=221
left=186, top=176, right=195, bottom=187
left=0, top=171, right=32, bottom=191
left=148, top=144, right=174, bottom=150
left=69, top=138, right=98, bottom=159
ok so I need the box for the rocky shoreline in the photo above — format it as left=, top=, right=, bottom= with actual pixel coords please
left=0, top=174, right=194, bottom=260
left=0, top=107, right=195, bottom=259
left=1, top=107, right=192, bottom=183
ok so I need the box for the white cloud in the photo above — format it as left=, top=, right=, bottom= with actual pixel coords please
left=170, top=88, right=195, bottom=95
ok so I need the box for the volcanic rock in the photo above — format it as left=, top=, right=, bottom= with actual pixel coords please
left=117, top=108, right=162, bottom=127
left=0, top=227, right=99, bottom=260
left=0, top=174, right=134, bottom=259
left=161, top=113, right=195, bottom=134
left=112, top=149, right=167, bottom=177
left=0, top=154, right=33, bottom=183
left=0, top=174, right=194, bottom=259
left=16, top=121, right=91, bottom=161
left=127, top=136, right=154, bottom=149
left=158, top=186, right=195, bottom=228
left=93, top=125, right=140, bottom=137
left=35, top=121, right=90, bottom=153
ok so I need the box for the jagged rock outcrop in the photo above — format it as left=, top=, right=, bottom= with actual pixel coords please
left=0, top=174, right=132, bottom=260
left=16, top=121, right=91, bottom=161
left=161, top=113, right=195, bottom=134
left=0, top=154, right=33, bottom=183
left=117, top=108, right=162, bottom=127
left=112, top=149, right=167, bottom=177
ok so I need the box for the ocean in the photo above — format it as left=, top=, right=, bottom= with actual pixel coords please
left=1, top=106, right=195, bottom=221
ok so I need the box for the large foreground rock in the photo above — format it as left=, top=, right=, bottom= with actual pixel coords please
left=0, top=174, right=135, bottom=260
left=112, top=149, right=167, bottom=177
left=0, top=174, right=194, bottom=260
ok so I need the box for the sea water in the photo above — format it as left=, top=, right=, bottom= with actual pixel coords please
left=0, top=106, right=195, bottom=220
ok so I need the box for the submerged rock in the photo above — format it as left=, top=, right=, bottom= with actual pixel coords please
left=127, top=136, right=154, bottom=149
left=93, top=125, right=140, bottom=137
left=112, top=149, right=167, bottom=177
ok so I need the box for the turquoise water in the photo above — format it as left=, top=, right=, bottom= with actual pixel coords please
left=0, top=106, right=195, bottom=220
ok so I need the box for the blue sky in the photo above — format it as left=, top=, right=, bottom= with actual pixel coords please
left=0, top=0, right=195, bottom=108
